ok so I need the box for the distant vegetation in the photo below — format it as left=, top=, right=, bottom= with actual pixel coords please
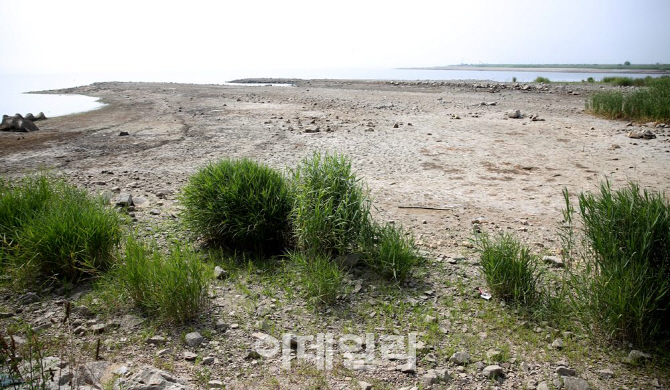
left=586, top=76, right=670, bottom=122
left=449, top=63, right=670, bottom=71
left=534, top=76, right=551, bottom=83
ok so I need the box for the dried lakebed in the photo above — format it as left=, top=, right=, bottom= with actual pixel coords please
left=1, top=80, right=669, bottom=389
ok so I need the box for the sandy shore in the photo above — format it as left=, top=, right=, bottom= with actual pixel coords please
left=1, top=79, right=669, bottom=389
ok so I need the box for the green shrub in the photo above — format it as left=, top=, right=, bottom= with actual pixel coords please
left=1, top=174, right=122, bottom=282
left=291, top=152, right=370, bottom=256
left=587, top=77, right=670, bottom=123
left=362, top=223, right=420, bottom=281
left=180, top=158, right=292, bottom=254
left=534, top=76, right=550, bottom=83
left=289, top=251, right=344, bottom=305
left=114, top=237, right=209, bottom=323
left=587, top=77, right=595, bottom=83
left=477, top=233, right=540, bottom=306
left=566, top=182, right=670, bottom=345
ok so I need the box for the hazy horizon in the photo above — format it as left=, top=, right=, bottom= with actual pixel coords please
left=2, top=0, right=669, bottom=77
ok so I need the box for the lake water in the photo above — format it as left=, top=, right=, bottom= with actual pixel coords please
left=1, top=69, right=663, bottom=119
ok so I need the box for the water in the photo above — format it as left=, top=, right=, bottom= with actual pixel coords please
left=1, top=69, right=664, bottom=119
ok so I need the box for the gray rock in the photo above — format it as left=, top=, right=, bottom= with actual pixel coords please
left=119, top=131, right=130, bottom=136
left=213, top=266, right=227, bottom=280
left=77, top=361, right=111, bottom=388
left=58, top=371, right=74, bottom=386
left=556, top=366, right=576, bottom=376
left=121, top=365, right=189, bottom=390
left=482, top=365, right=503, bottom=378
left=245, top=350, right=261, bottom=360
left=214, top=320, right=229, bottom=331
left=626, top=349, right=652, bottom=365
left=421, top=373, right=438, bottom=387
left=73, top=326, right=87, bottom=336
left=149, top=209, right=161, bottom=215
left=72, top=305, right=94, bottom=318
left=202, top=356, right=215, bottom=365
left=596, top=369, right=614, bottom=379
left=183, top=351, right=197, bottom=361
left=358, top=381, right=372, bottom=390
left=19, top=292, right=40, bottom=304
left=628, top=129, right=656, bottom=139
left=184, top=332, right=204, bottom=347
left=156, top=349, right=170, bottom=357
left=91, top=324, right=106, bottom=334
left=552, top=338, right=564, bottom=350
left=208, top=380, right=223, bottom=388
left=0, top=312, right=14, bottom=318
left=400, top=362, right=416, bottom=373
left=118, top=314, right=146, bottom=330
left=115, top=194, right=134, bottom=207
left=0, top=114, right=39, bottom=132
left=147, top=335, right=167, bottom=345
left=506, top=109, right=521, bottom=118
left=450, top=351, right=471, bottom=365
left=563, top=376, right=590, bottom=390
left=537, top=382, right=550, bottom=390
left=543, top=255, right=564, bottom=268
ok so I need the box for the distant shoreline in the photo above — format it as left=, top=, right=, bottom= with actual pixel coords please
left=407, top=65, right=670, bottom=74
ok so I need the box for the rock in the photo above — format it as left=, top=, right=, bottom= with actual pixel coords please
left=563, top=376, right=590, bottom=390
left=543, top=255, right=564, bottom=268
left=358, top=381, right=372, bottom=390
left=202, top=356, right=215, bottom=365
left=73, top=326, right=87, bottom=336
left=0, top=114, right=39, bottom=132
left=627, top=129, right=656, bottom=139
left=184, top=332, right=204, bottom=347
left=626, top=349, right=652, bottom=365
left=551, top=338, right=564, bottom=350
left=556, top=366, right=576, bottom=377
left=245, top=350, right=261, bottom=360
left=183, top=351, right=197, bottom=361
left=506, top=109, right=521, bottom=118
left=72, top=305, right=94, bottom=318
left=596, top=369, right=614, bottom=379
left=77, top=361, right=111, bottom=388
left=0, top=312, right=13, bottom=319
left=34, top=112, right=47, bottom=121
left=421, top=373, right=439, bottom=387
left=450, top=351, right=471, bottom=365
left=115, top=194, right=134, bottom=207
left=146, top=335, right=167, bottom=345
left=537, top=382, right=550, bottom=390
left=214, top=320, right=229, bottom=331
left=119, top=131, right=130, bottom=136
left=117, top=314, right=146, bottom=330
left=58, top=371, right=74, bottom=386
left=393, top=123, right=399, bottom=128
left=91, top=324, right=106, bottom=334
left=486, top=349, right=503, bottom=362
left=121, top=365, right=189, bottom=390
left=213, top=266, right=227, bottom=280
left=400, top=362, right=416, bottom=373
left=19, top=292, right=39, bottom=304
left=520, top=362, right=531, bottom=372
left=482, top=365, right=503, bottom=378
left=156, top=349, right=170, bottom=357
left=208, top=380, right=223, bottom=388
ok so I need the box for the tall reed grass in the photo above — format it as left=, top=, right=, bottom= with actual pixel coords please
left=587, top=76, right=670, bottom=122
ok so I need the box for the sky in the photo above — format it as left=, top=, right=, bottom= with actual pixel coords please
left=1, top=0, right=669, bottom=76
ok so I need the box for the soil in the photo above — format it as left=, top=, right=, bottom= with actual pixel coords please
left=1, top=79, right=669, bottom=389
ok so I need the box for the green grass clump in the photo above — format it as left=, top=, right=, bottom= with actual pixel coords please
left=477, top=233, right=540, bottom=306
left=566, top=182, right=670, bottom=345
left=180, top=158, right=291, bottom=254
left=291, top=152, right=370, bottom=256
left=113, top=237, right=209, bottom=323
left=289, top=252, right=345, bottom=305
left=601, top=76, right=649, bottom=87
left=1, top=174, right=122, bottom=282
left=361, top=223, right=420, bottom=281
left=534, top=76, right=551, bottom=83
left=587, top=76, right=670, bottom=122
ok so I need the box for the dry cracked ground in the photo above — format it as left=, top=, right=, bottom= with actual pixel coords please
left=1, top=79, right=670, bottom=390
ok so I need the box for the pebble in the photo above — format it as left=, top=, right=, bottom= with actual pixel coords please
left=185, top=332, right=204, bottom=347
left=183, top=351, right=197, bottom=361
left=208, top=380, right=223, bottom=388
left=147, top=335, right=167, bottom=345
left=482, top=365, right=503, bottom=378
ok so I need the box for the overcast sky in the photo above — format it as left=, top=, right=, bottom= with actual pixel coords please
left=1, top=0, right=669, bottom=75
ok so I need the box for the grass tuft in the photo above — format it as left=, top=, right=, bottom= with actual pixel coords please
left=534, top=76, right=551, bottom=83
left=361, top=223, right=420, bottom=281
left=587, top=76, right=670, bottom=122
left=112, top=236, right=209, bottom=323
left=291, top=152, right=370, bottom=257
left=565, top=181, right=670, bottom=345
left=288, top=251, right=345, bottom=305
left=1, top=174, right=122, bottom=282
left=180, top=158, right=292, bottom=254
left=477, top=233, right=540, bottom=306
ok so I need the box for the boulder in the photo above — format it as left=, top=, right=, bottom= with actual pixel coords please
left=1, top=114, right=39, bottom=132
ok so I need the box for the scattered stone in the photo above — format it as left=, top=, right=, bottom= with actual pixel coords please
left=73, top=326, right=86, bottom=336
left=202, top=356, right=215, bottom=365
left=520, top=362, right=531, bottom=372
left=421, top=372, right=438, bottom=387
left=543, top=255, right=564, bottom=268
left=0, top=312, right=14, bottom=319
left=208, top=380, right=223, bottom=388
left=119, top=131, right=130, bottom=136
left=626, top=349, right=652, bottom=365
left=563, top=376, right=590, bottom=390
left=213, top=266, right=227, bottom=280
left=506, top=109, right=521, bottom=118
left=72, top=305, right=94, bottom=318
left=149, top=209, right=161, bottom=215
left=556, top=366, right=576, bottom=377
left=486, top=349, right=503, bottom=362
left=400, top=362, right=416, bottom=373
left=184, top=332, right=204, bottom=347
left=245, top=350, right=261, bottom=360
left=115, top=194, right=134, bottom=207
left=552, top=338, right=564, bottom=350
left=19, top=292, right=39, bottom=304
left=183, top=351, right=197, bottom=361
left=58, top=371, right=74, bottom=386
left=537, top=382, right=550, bottom=390
left=482, top=365, right=503, bottom=378
left=450, top=351, right=470, bottom=365
left=358, top=381, right=372, bottom=390
left=596, top=369, right=614, bottom=379
left=393, top=123, right=399, bottom=128
left=117, top=314, right=146, bottom=330
left=156, top=349, right=170, bottom=357
left=628, top=129, right=656, bottom=139
left=147, top=335, right=167, bottom=345
left=91, top=324, right=106, bottom=334
left=214, top=320, right=229, bottom=331
left=122, top=366, right=189, bottom=390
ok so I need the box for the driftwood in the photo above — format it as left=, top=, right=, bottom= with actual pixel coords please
left=398, top=205, right=457, bottom=211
